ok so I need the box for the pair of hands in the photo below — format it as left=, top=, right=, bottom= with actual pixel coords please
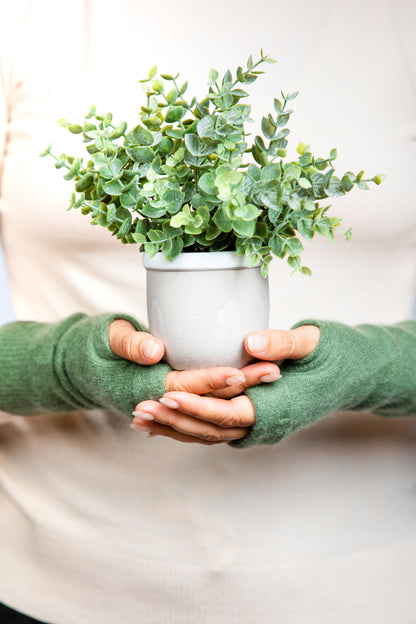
left=109, top=320, right=320, bottom=445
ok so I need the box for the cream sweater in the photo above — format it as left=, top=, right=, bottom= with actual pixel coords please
left=1, top=1, right=416, bottom=623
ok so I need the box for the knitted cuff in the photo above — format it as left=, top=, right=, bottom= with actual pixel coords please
left=231, top=319, right=412, bottom=449
left=0, top=313, right=171, bottom=417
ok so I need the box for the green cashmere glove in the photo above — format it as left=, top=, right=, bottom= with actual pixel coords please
left=0, top=313, right=171, bottom=417
left=232, top=319, right=416, bottom=449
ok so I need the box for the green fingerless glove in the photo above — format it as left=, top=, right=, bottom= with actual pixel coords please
left=232, top=319, right=416, bottom=449
left=0, top=313, right=171, bottom=417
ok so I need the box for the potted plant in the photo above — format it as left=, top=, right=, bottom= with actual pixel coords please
left=41, top=51, right=383, bottom=369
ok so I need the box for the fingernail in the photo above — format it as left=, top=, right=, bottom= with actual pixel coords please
left=260, top=373, right=282, bottom=383
left=142, top=339, right=159, bottom=360
left=129, top=422, right=152, bottom=433
left=247, top=333, right=269, bottom=353
left=131, top=410, right=154, bottom=421
left=225, top=375, right=246, bottom=386
left=160, top=397, right=180, bottom=409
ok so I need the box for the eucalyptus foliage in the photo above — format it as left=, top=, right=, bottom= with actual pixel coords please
left=41, top=51, right=384, bottom=276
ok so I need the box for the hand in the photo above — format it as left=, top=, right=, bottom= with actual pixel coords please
left=108, top=319, right=165, bottom=365
left=130, top=359, right=282, bottom=444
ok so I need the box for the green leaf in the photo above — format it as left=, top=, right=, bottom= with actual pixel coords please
left=373, top=174, right=386, bottom=185
left=298, top=177, right=312, bottom=189
left=125, top=125, right=154, bottom=146
left=237, top=66, right=245, bottom=82
left=166, top=88, right=178, bottom=104
left=179, top=81, right=188, bottom=95
left=270, top=234, right=286, bottom=258
left=254, top=135, right=267, bottom=152
left=233, top=218, right=256, bottom=237
left=204, top=221, right=221, bottom=240
left=109, top=120, right=128, bottom=139
left=198, top=172, right=218, bottom=196
left=141, top=202, right=167, bottom=218
left=261, top=262, right=269, bottom=278
left=288, top=255, right=301, bottom=270
left=165, top=105, right=185, bottom=123
left=273, top=98, right=283, bottom=113
left=234, top=203, right=261, bottom=221
left=341, top=173, right=354, bottom=192
left=311, top=174, right=326, bottom=197
left=106, top=203, right=117, bottom=225
left=184, top=133, right=216, bottom=157
left=297, top=218, right=314, bottom=241
left=315, top=158, right=328, bottom=171
left=315, top=217, right=331, bottom=235
left=222, top=69, right=232, bottom=86
left=231, top=89, right=249, bottom=98
left=197, top=116, right=215, bottom=139
left=68, top=124, right=83, bottom=134
left=132, top=232, right=146, bottom=243
left=299, top=152, right=313, bottom=167
left=120, top=191, right=138, bottom=209
left=283, top=163, right=301, bottom=181
left=329, top=148, right=337, bottom=161
left=63, top=157, right=82, bottom=180
left=184, top=214, right=204, bottom=235
left=165, top=127, right=185, bottom=140
left=260, top=164, right=281, bottom=183
left=209, top=69, right=219, bottom=83
left=162, top=236, right=183, bottom=261
left=103, top=179, right=124, bottom=195
left=326, top=177, right=345, bottom=198
left=148, top=65, right=157, bottom=79
left=259, top=188, right=280, bottom=211
left=213, top=206, right=233, bottom=232
left=215, top=165, right=242, bottom=187
left=275, top=113, right=291, bottom=128
left=117, top=214, right=133, bottom=238
left=301, top=266, right=312, bottom=276
left=144, top=241, right=159, bottom=258
left=148, top=229, right=163, bottom=242
left=99, top=158, right=123, bottom=179
left=157, top=136, right=174, bottom=156
left=261, top=117, right=275, bottom=140
left=75, top=173, right=94, bottom=192
left=288, top=195, right=301, bottom=211
left=126, top=146, right=154, bottom=163
left=163, top=189, right=185, bottom=214
left=285, top=237, right=304, bottom=255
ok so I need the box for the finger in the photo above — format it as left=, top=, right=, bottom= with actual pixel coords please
left=131, top=400, right=249, bottom=443
left=165, top=366, right=248, bottom=395
left=245, top=325, right=321, bottom=361
left=153, top=393, right=255, bottom=429
left=108, top=319, right=165, bottom=365
left=207, top=361, right=281, bottom=399
left=130, top=419, right=220, bottom=445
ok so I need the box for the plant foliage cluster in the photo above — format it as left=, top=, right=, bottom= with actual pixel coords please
left=42, top=52, right=383, bottom=276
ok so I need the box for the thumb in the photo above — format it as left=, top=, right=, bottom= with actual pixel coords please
left=245, top=325, right=321, bottom=361
left=108, top=319, right=165, bottom=365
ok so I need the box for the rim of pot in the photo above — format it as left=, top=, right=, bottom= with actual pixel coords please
left=142, top=250, right=261, bottom=272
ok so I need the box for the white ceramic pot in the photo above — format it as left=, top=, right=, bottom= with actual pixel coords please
left=143, top=251, right=269, bottom=370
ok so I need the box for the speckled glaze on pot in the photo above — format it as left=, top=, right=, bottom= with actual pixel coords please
left=143, top=251, right=270, bottom=370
